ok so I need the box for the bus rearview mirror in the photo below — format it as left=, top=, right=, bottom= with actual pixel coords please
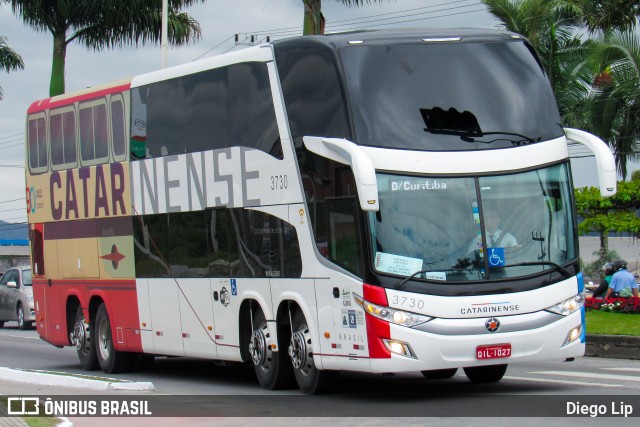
left=564, top=128, right=617, bottom=198
left=303, top=137, right=379, bottom=211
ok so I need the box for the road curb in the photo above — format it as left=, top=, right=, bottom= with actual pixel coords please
left=0, top=367, right=155, bottom=391
left=585, top=334, right=640, bottom=360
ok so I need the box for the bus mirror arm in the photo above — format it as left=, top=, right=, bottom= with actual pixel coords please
left=564, top=128, right=617, bottom=197
left=303, top=137, right=379, bottom=211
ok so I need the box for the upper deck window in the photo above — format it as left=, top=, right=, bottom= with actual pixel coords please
left=79, top=100, right=108, bottom=164
left=50, top=108, right=77, bottom=169
left=28, top=115, right=47, bottom=173
left=339, top=40, right=563, bottom=151
left=131, top=62, right=281, bottom=160
left=275, top=47, right=351, bottom=145
left=111, top=96, right=127, bottom=160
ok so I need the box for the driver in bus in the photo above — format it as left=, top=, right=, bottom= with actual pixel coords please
left=467, top=208, right=517, bottom=255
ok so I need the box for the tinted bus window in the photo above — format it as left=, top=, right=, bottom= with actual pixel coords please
left=111, top=97, right=126, bottom=158
left=133, top=209, right=301, bottom=279
left=275, top=48, right=350, bottom=145
left=79, top=102, right=108, bottom=163
left=28, top=115, right=47, bottom=172
left=231, top=209, right=302, bottom=278
left=340, top=41, right=563, bottom=151
left=298, top=150, right=364, bottom=277
left=51, top=109, right=77, bottom=168
left=132, top=67, right=228, bottom=159
left=132, top=63, right=281, bottom=160
left=228, top=63, right=281, bottom=158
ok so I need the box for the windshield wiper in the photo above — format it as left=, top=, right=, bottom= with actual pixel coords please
left=395, top=259, right=444, bottom=290
left=502, top=261, right=572, bottom=278
left=459, top=131, right=541, bottom=146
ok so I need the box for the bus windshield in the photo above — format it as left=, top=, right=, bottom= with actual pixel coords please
left=368, top=163, right=577, bottom=282
left=339, top=41, right=563, bottom=151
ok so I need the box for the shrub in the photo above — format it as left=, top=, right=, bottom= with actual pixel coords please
left=585, top=297, right=640, bottom=314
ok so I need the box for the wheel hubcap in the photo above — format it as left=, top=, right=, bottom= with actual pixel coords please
left=249, top=322, right=272, bottom=369
left=73, top=319, right=90, bottom=353
left=18, top=308, right=24, bottom=327
left=97, top=318, right=111, bottom=361
left=289, top=325, right=313, bottom=375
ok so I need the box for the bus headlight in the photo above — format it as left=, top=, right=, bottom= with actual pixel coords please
left=546, top=294, right=585, bottom=316
left=353, top=293, right=431, bottom=327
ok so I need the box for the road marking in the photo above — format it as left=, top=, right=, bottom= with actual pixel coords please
left=505, top=376, right=619, bottom=387
left=8, top=334, right=39, bottom=340
left=532, top=371, right=640, bottom=382
left=602, top=367, right=640, bottom=372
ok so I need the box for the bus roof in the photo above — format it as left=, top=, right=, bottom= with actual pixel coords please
left=272, top=28, right=523, bottom=51
left=27, top=78, right=132, bottom=114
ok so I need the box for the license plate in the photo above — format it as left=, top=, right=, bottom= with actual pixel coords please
left=476, top=343, right=511, bottom=360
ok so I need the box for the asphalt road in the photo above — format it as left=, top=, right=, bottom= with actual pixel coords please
left=1, top=322, right=640, bottom=425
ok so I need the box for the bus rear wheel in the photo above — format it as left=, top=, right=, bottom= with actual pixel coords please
left=95, top=303, right=132, bottom=374
left=73, top=306, right=99, bottom=370
left=463, top=364, right=507, bottom=383
left=249, top=307, right=293, bottom=389
left=289, top=309, right=336, bottom=394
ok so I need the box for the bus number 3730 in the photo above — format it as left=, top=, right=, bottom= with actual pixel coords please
left=271, top=175, right=288, bottom=190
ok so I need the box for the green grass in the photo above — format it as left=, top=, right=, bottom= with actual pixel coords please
left=0, top=399, right=58, bottom=427
left=586, top=311, right=640, bottom=336
left=25, top=417, right=60, bottom=427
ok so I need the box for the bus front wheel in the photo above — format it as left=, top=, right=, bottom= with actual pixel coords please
left=73, top=306, right=99, bottom=371
left=95, top=303, right=132, bottom=374
left=249, top=307, right=293, bottom=389
left=463, top=364, right=507, bottom=383
left=289, top=309, right=336, bottom=394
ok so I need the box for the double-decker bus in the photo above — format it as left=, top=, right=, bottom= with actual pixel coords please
left=25, top=29, right=616, bottom=394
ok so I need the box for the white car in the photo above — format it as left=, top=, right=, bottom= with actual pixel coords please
left=0, top=266, right=34, bottom=330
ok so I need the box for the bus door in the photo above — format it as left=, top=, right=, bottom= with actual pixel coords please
left=211, top=277, right=244, bottom=361
left=177, top=278, right=218, bottom=359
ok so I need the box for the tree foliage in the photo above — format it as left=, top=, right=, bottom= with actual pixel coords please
left=5, top=0, right=204, bottom=96
left=302, top=0, right=385, bottom=35
left=0, top=35, right=24, bottom=100
left=574, top=0, right=640, bottom=33
left=575, top=179, right=640, bottom=265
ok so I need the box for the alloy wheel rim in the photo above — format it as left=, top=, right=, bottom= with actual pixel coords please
left=97, top=318, right=111, bottom=361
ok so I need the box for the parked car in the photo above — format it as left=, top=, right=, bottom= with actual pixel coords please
left=0, top=266, right=34, bottom=329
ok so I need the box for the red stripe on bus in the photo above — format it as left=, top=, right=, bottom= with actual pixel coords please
left=363, top=284, right=391, bottom=359
left=27, top=83, right=131, bottom=114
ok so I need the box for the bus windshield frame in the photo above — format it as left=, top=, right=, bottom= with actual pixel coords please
left=368, top=162, right=578, bottom=284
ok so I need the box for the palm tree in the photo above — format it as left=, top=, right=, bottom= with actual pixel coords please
left=0, top=35, right=24, bottom=100
left=573, top=0, right=640, bottom=33
left=481, top=0, right=584, bottom=94
left=5, top=0, right=204, bottom=97
left=302, top=0, right=385, bottom=35
left=583, top=31, right=640, bottom=179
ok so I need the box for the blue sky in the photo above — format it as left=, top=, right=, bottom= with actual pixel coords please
left=0, top=0, right=617, bottom=225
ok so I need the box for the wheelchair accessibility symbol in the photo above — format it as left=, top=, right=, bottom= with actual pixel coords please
left=488, top=248, right=505, bottom=267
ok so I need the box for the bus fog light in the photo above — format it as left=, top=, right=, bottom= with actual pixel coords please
left=383, top=339, right=416, bottom=358
left=563, top=325, right=582, bottom=346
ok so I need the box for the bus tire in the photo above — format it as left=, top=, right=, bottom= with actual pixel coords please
left=249, top=307, right=293, bottom=390
left=289, top=309, right=336, bottom=394
left=95, top=303, right=132, bottom=374
left=421, top=368, right=458, bottom=380
left=463, top=364, right=507, bottom=383
left=73, top=306, right=99, bottom=371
